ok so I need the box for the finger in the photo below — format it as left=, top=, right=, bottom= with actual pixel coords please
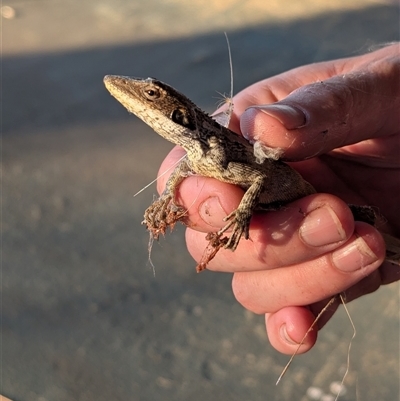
left=265, top=297, right=342, bottom=354
left=231, top=222, right=385, bottom=314
left=239, top=45, right=400, bottom=161
left=222, top=45, right=399, bottom=133
left=157, top=147, right=248, bottom=231
left=341, top=269, right=381, bottom=303
left=265, top=269, right=389, bottom=354
left=215, top=59, right=344, bottom=135
left=265, top=307, right=319, bottom=354
left=185, top=194, right=356, bottom=271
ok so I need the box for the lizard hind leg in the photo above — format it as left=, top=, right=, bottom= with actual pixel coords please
left=196, top=204, right=252, bottom=273
left=195, top=208, right=251, bottom=272
left=198, top=171, right=264, bottom=267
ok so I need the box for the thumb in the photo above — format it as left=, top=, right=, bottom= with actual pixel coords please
left=240, top=56, right=400, bottom=161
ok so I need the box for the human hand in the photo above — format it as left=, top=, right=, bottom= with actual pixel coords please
left=157, top=43, right=400, bottom=354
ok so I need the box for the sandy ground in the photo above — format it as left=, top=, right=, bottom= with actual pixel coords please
left=2, top=1, right=400, bottom=400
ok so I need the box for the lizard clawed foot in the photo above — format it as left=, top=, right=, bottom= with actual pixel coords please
left=221, top=208, right=251, bottom=250
left=196, top=232, right=229, bottom=272
left=196, top=208, right=251, bottom=272
left=143, top=196, right=187, bottom=239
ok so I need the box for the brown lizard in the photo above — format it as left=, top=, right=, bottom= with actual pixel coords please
left=103, top=75, right=400, bottom=271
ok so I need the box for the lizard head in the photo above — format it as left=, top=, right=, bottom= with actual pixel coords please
left=104, top=75, right=206, bottom=147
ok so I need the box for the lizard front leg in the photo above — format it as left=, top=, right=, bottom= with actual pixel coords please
left=203, top=162, right=265, bottom=252
left=220, top=172, right=264, bottom=250
left=143, top=157, right=192, bottom=239
left=196, top=166, right=265, bottom=272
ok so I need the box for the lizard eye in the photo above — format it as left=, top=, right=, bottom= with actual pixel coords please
left=143, top=86, right=160, bottom=100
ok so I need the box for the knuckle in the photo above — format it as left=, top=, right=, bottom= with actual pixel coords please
left=231, top=273, right=253, bottom=309
left=231, top=272, right=266, bottom=314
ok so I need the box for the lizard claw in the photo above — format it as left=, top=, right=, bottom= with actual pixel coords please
left=143, top=196, right=187, bottom=239
left=224, top=223, right=246, bottom=250
left=197, top=209, right=251, bottom=271
left=219, top=208, right=251, bottom=251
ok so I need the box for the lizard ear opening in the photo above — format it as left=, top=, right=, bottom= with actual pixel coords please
left=171, top=108, right=196, bottom=130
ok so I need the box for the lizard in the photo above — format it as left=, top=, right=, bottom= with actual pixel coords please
left=103, top=75, right=400, bottom=272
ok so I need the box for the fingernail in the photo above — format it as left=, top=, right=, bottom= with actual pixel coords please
left=247, top=104, right=307, bottom=130
left=199, top=196, right=227, bottom=228
left=332, top=237, right=378, bottom=272
left=280, top=324, right=298, bottom=345
left=300, top=206, right=346, bottom=247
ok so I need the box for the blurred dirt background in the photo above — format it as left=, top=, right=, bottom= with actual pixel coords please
left=2, top=1, right=399, bottom=400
